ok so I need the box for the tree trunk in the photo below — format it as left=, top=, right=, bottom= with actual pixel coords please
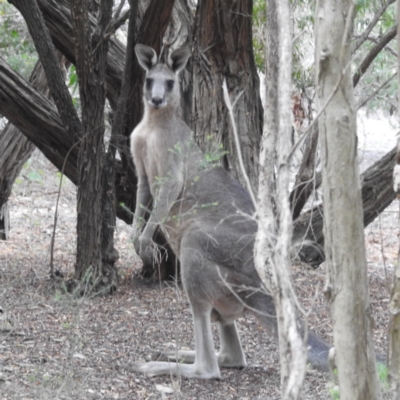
left=192, top=0, right=263, bottom=193
left=254, top=1, right=306, bottom=397
left=70, top=0, right=114, bottom=289
left=316, top=1, right=380, bottom=398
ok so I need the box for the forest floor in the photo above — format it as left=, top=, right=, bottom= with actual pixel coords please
left=0, top=132, right=398, bottom=399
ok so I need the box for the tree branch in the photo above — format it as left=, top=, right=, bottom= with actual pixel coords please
left=357, top=71, right=397, bottom=109
left=353, top=0, right=396, bottom=53
left=8, top=0, right=81, bottom=139
left=353, top=24, right=397, bottom=87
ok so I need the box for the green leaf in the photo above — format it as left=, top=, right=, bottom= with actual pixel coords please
left=69, top=65, right=77, bottom=86
left=27, top=171, right=42, bottom=182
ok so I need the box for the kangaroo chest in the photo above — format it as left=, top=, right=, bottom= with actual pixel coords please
left=131, top=122, right=177, bottom=195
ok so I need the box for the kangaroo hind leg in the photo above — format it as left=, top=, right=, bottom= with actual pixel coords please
left=131, top=300, right=220, bottom=379
left=217, top=320, right=246, bottom=368
left=154, top=319, right=246, bottom=369
left=131, top=240, right=221, bottom=380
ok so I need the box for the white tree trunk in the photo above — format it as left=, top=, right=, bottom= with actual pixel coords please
left=315, top=1, right=380, bottom=398
left=254, top=1, right=307, bottom=398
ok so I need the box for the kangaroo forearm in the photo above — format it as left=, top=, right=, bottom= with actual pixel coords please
left=141, top=200, right=171, bottom=239
left=133, top=183, right=152, bottom=231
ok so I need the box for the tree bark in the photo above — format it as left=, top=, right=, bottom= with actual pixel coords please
left=118, top=0, right=182, bottom=280
left=192, top=0, right=263, bottom=193
left=316, top=1, right=380, bottom=398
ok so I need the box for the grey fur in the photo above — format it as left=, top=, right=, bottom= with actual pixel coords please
left=130, top=44, right=330, bottom=379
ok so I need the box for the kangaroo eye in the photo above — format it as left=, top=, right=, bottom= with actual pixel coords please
left=145, top=78, right=153, bottom=89
left=166, top=80, right=174, bottom=90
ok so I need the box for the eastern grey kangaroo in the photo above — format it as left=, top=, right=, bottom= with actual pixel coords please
left=130, top=44, right=330, bottom=379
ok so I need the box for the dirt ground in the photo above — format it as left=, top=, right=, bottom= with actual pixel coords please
left=0, top=150, right=397, bottom=399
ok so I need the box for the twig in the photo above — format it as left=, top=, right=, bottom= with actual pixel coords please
left=49, top=138, right=82, bottom=278
left=357, top=72, right=397, bottom=110
left=222, top=80, right=257, bottom=208
left=353, top=24, right=397, bottom=87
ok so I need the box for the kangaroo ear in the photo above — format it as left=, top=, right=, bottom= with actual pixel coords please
left=167, top=47, right=190, bottom=74
left=135, top=44, right=158, bottom=71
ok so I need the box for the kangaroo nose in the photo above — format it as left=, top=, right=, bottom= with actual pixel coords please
left=152, top=97, right=163, bottom=107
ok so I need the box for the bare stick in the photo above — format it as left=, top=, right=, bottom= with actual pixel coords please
left=357, top=71, right=397, bottom=110
left=50, top=138, right=82, bottom=277
left=222, top=80, right=257, bottom=208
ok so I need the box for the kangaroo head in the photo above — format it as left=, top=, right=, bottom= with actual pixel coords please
left=135, top=44, right=190, bottom=111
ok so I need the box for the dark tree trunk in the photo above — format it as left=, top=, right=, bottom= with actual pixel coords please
left=100, top=0, right=139, bottom=284
left=60, top=0, right=179, bottom=281
left=70, top=0, right=115, bottom=289
left=192, top=0, right=263, bottom=193
left=293, top=147, right=397, bottom=266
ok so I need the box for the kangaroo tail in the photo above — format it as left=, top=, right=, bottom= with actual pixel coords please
left=245, top=289, right=331, bottom=371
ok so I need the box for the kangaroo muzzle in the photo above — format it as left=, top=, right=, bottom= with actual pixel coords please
left=149, top=81, right=166, bottom=109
